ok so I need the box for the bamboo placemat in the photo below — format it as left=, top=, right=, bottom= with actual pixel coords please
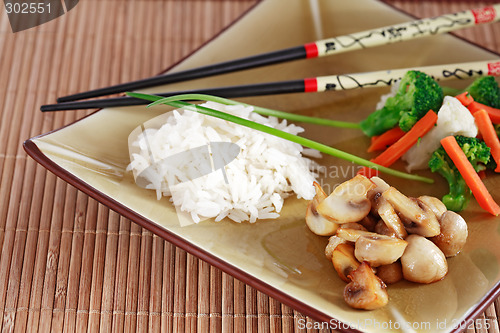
left=1, top=0, right=500, bottom=332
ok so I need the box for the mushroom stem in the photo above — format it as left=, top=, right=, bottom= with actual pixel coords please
left=382, top=187, right=440, bottom=237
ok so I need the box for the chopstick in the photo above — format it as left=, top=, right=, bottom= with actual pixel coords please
left=41, top=60, right=500, bottom=112
left=55, top=4, right=500, bottom=103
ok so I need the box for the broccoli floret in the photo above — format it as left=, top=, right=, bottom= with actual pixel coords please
left=464, top=76, right=500, bottom=108
left=428, top=135, right=491, bottom=212
left=443, top=76, right=500, bottom=108
left=360, top=70, right=443, bottom=137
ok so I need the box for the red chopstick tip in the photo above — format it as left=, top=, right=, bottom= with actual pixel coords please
left=304, top=42, right=319, bottom=58
left=487, top=61, right=500, bottom=76
left=304, top=78, right=318, bottom=93
left=471, top=6, right=497, bottom=24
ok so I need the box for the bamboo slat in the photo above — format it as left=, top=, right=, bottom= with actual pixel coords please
left=185, top=253, right=198, bottom=332
left=197, top=260, right=211, bottom=333
left=222, top=272, right=234, bottom=333
left=112, top=216, right=132, bottom=333
left=1, top=1, right=500, bottom=332
left=98, top=210, right=121, bottom=333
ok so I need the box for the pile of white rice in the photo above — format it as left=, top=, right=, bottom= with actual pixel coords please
left=127, top=101, right=320, bottom=223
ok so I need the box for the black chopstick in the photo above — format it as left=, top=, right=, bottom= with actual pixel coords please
left=54, top=4, right=500, bottom=103
left=41, top=60, right=499, bottom=112
left=41, top=80, right=306, bottom=111
left=56, top=47, right=307, bottom=103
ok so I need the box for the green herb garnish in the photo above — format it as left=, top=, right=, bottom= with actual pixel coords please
left=127, top=92, right=433, bottom=184
left=133, top=93, right=360, bottom=129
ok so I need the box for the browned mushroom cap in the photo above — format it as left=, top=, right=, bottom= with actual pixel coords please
left=305, top=182, right=339, bottom=236
left=325, top=236, right=346, bottom=260
left=354, top=234, right=408, bottom=267
left=331, top=243, right=360, bottom=282
left=317, top=175, right=375, bottom=224
left=401, top=235, right=448, bottom=283
left=344, top=261, right=388, bottom=310
left=382, top=187, right=440, bottom=237
left=418, top=196, right=447, bottom=220
left=430, top=211, right=468, bottom=257
left=376, top=262, right=403, bottom=285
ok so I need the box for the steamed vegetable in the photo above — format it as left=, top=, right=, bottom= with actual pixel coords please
left=428, top=135, right=491, bottom=212
left=402, top=96, right=478, bottom=171
left=367, top=127, right=405, bottom=152
left=455, top=92, right=474, bottom=107
left=359, top=110, right=438, bottom=178
left=360, top=70, right=443, bottom=137
left=440, top=136, right=500, bottom=216
left=474, top=109, right=500, bottom=172
left=468, top=101, right=500, bottom=123
left=457, top=76, right=500, bottom=108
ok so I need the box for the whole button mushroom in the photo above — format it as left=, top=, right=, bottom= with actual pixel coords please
left=401, top=235, right=448, bottom=283
left=431, top=211, right=468, bottom=257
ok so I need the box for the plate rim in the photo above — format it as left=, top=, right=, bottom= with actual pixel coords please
left=23, top=0, right=500, bottom=331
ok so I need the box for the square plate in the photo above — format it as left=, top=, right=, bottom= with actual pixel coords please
left=25, top=0, right=500, bottom=332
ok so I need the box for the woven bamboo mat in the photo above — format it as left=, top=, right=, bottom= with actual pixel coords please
left=1, top=0, right=500, bottom=332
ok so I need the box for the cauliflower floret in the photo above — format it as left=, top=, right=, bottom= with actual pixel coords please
left=402, top=96, right=477, bottom=171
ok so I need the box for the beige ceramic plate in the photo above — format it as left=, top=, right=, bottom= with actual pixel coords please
left=25, top=0, right=500, bottom=332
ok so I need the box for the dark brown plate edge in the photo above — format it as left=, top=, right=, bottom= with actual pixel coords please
left=24, top=0, right=500, bottom=331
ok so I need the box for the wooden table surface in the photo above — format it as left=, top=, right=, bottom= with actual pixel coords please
left=1, top=0, right=500, bottom=332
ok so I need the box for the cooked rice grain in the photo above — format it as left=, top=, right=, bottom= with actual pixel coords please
left=128, top=101, right=320, bottom=223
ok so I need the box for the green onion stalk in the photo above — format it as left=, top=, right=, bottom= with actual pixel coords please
left=127, top=92, right=433, bottom=184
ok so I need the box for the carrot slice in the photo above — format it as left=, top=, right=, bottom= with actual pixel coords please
left=455, top=92, right=500, bottom=123
left=468, top=101, right=500, bottom=124
left=367, top=126, right=406, bottom=152
left=440, top=136, right=500, bottom=216
left=359, top=110, right=438, bottom=177
left=455, top=92, right=474, bottom=107
left=473, top=109, right=500, bottom=173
